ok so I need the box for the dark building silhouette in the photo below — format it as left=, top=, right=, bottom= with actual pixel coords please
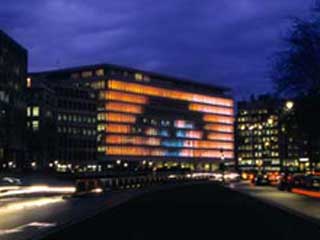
left=26, top=78, right=56, bottom=170
left=31, top=64, right=234, bottom=172
left=26, top=76, right=97, bottom=172
left=236, top=95, right=310, bottom=173
left=0, top=30, right=27, bottom=170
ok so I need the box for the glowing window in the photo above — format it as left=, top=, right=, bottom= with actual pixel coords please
left=174, top=120, right=194, bottom=129
left=106, top=124, right=131, bottom=133
left=134, top=73, right=143, bottom=81
left=189, top=103, right=233, bottom=116
left=32, top=120, right=39, bottom=131
left=81, top=71, right=93, bottom=78
left=203, top=114, right=234, bottom=124
left=204, top=124, right=233, bottom=133
left=96, top=69, right=104, bottom=76
left=108, top=80, right=233, bottom=107
left=32, top=107, right=40, bottom=117
left=26, top=77, right=32, bottom=88
left=207, top=133, right=234, bottom=141
left=105, top=90, right=148, bottom=104
left=106, top=113, right=136, bottom=123
left=106, top=135, right=160, bottom=146
left=176, top=130, right=202, bottom=139
left=145, top=127, right=158, bottom=136
left=27, top=107, right=31, bottom=117
left=106, top=102, right=143, bottom=114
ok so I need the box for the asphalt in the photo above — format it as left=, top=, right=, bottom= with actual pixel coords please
left=42, top=182, right=320, bottom=240
left=229, top=181, right=320, bottom=223
left=0, top=190, right=143, bottom=240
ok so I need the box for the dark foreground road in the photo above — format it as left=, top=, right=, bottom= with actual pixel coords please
left=43, top=182, right=320, bottom=240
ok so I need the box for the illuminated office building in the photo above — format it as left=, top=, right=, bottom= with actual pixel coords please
left=31, top=64, right=234, bottom=171
left=236, top=95, right=310, bottom=173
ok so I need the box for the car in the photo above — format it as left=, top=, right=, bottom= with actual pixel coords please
left=0, top=177, right=22, bottom=185
left=278, top=173, right=294, bottom=191
left=253, top=173, right=270, bottom=186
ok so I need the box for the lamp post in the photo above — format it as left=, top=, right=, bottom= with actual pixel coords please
left=220, top=149, right=225, bottom=183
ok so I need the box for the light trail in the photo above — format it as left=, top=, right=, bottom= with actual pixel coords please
left=0, top=221, right=57, bottom=236
left=0, top=185, right=75, bottom=198
left=0, top=197, right=64, bottom=215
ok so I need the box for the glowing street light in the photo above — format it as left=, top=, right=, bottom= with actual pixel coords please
left=285, top=101, right=294, bottom=110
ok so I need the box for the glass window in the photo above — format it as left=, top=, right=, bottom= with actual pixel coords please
left=32, top=120, right=39, bottom=131
left=32, top=107, right=40, bottom=117
left=96, top=69, right=104, bottom=76
left=27, top=107, right=31, bottom=117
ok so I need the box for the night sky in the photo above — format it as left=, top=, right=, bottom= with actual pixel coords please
left=1, top=0, right=315, bottom=99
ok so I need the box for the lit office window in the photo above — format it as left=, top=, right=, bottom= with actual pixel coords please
left=96, top=69, right=104, bottom=76
left=203, top=114, right=234, bottom=124
left=32, top=107, right=40, bottom=117
left=189, top=103, right=233, bottom=116
left=105, top=91, right=148, bottom=104
left=26, top=77, right=32, bottom=88
left=27, top=107, right=31, bottom=117
left=81, top=71, right=93, bottom=78
left=106, top=113, right=136, bottom=123
left=106, top=102, right=143, bottom=114
left=106, top=124, right=131, bottom=133
left=207, top=133, right=234, bottom=141
left=32, top=120, right=39, bottom=131
left=134, top=73, right=143, bottom=81
left=108, top=80, right=233, bottom=107
left=204, top=124, right=233, bottom=133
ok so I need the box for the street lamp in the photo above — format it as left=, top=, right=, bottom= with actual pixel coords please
left=220, top=149, right=225, bottom=183
left=285, top=101, right=294, bottom=111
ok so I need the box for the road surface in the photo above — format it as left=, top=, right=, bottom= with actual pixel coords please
left=0, top=190, right=143, bottom=240
left=229, top=181, right=320, bottom=223
left=42, top=182, right=320, bottom=240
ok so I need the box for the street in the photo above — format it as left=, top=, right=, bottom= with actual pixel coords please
left=42, top=182, right=320, bottom=240
left=229, top=181, right=320, bottom=223
left=0, top=190, right=143, bottom=240
left=1, top=181, right=320, bottom=240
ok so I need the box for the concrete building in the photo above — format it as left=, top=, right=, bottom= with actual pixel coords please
left=0, top=30, right=27, bottom=170
left=236, top=95, right=310, bottom=173
left=31, top=64, right=234, bottom=172
left=26, top=76, right=97, bottom=172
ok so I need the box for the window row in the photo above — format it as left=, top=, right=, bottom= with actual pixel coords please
left=106, top=146, right=234, bottom=158
left=108, top=80, right=233, bottom=107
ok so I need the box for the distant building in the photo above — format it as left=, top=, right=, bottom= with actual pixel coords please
left=26, top=76, right=97, bottom=172
left=0, top=30, right=27, bottom=170
left=236, top=95, right=310, bottom=173
left=54, top=85, right=97, bottom=172
left=30, top=64, right=234, bottom=172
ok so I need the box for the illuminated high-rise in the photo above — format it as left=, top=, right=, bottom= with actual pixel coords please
left=31, top=64, right=234, bottom=171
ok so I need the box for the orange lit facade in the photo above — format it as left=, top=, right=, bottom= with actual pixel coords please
left=31, top=64, right=235, bottom=171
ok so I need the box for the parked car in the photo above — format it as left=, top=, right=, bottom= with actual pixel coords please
left=278, top=173, right=320, bottom=191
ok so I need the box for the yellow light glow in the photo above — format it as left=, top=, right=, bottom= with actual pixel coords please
left=207, top=133, right=234, bottom=141
left=0, top=185, right=75, bottom=198
left=106, top=102, right=143, bottom=114
left=285, top=101, right=294, bottom=110
left=106, top=124, right=131, bottom=133
left=204, top=124, right=233, bottom=133
left=105, top=90, right=148, bottom=104
left=203, top=114, right=234, bottom=124
left=189, top=103, right=233, bottom=116
left=0, top=197, right=63, bottom=214
left=106, top=113, right=136, bottom=123
left=108, top=80, right=233, bottom=107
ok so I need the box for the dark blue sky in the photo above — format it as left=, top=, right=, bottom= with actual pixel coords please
left=1, top=0, right=315, bottom=99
